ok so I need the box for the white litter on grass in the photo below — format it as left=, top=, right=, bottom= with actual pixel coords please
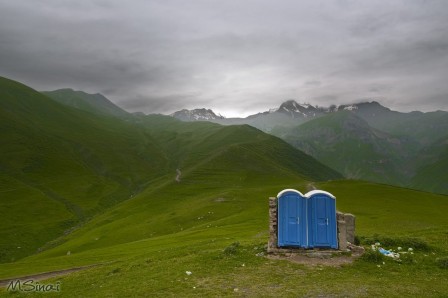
left=378, top=248, right=400, bottom=259
left=186, top=271, right=192, bottom=276
left=371, top=243, right=418, bottom=261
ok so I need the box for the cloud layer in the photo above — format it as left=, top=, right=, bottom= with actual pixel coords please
left=1, top=0, right=447, bottom=116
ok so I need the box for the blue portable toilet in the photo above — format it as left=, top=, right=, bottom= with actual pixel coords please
left=277, top=189, right=308, bottom=248
left=305, top=190, right=338, bottom=249
left=277, top=189, right=338, bottom=249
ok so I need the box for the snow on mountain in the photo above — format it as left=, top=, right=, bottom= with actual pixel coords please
left=170, top=100, right=390, bottom=124
left=277, top=100, right=320, bottom=118
left=342, top=105, right=359, bottom=111
left=171, top=108, right=225, bottom=121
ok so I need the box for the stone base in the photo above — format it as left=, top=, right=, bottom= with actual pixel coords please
left=267, top=244, right=365, bottom=258
left=268, top=196, right=358, bottom=254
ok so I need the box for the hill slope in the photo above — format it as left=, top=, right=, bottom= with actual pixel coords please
left=42, top=89, right=129, bottom=118
left=0, top=76, right=340, bottom=263
left=347, top=102, right=448, bottom=146
left=0, top=77, right=447, bottom=296
left=273, top=111, right=417, bottom=184
left=411, top=137, right=448, bottom=194
left=1, top=177, right=447, bottom=296
left=171, top=102, right=448, bottom=194
left=0, top=77, right=169, bottom=262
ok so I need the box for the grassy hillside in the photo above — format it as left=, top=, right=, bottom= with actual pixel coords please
left=42, top=89, right=129, bottom=118
left=274, top=111, right=417, bottom=185
left=355, top=106, right=448, bottom=147
left=0, top=76, right=340, bottom=264
left=0, top=78, right=174, bottom=262
left=1, top=76, right=447, bottom=296
left=135, top=115, right=341, bottom=182
left=0, top=176, right=447, bottom=297
left=0, top=76, right=173, bottom=262
left=411, top=137, right=448, bottom=195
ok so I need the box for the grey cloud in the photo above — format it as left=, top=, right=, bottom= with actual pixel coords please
left=304, top=81, right=322, bottom=87
left=118, top=92, right=208, bottom=115
left=0, top=0, right=447, bottom=116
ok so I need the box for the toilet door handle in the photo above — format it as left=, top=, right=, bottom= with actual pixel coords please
left=326, top=218, right=329, bottom=225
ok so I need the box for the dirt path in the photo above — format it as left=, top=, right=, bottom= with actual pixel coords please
left=175, top=168, right=182, bottom=182
left=306, top=182, right=317, bottom=191
left=0, top=264, right=97, bottom=287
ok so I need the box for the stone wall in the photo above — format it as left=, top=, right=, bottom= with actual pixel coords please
left=267, top=197, right=356, bottom=253
left=268, top=197, right=279, bottom=253
left=336, top=211, right=355, bottom=250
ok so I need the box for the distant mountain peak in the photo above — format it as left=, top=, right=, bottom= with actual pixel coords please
left=42, top=88, right=129, bottom=118
left=171, top=108, right=225, bottom=121
left=277, top=100, right=319, bottom=118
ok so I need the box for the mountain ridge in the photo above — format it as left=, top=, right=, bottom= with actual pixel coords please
left=275, top=111, right=417, bottom=184
left=0, top=76, right=341, bottom=263
left=43, top=87, right=448, bottom=194
left=42, top=88, right=129, bottom=118
left=170, top=108, right=224, bottom=121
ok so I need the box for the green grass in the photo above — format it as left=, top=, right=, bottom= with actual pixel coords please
left=1, top=175, right=447, bottom=297
left=0, top=75, right=339, bottom=262
left=411, top=137, right=448, bottom=195
left=1, top=76, right=447, bottom=296
left=0, top=76, right=176, bottom=262
left=42, top=89, right=129, bottom=118
left=276, top=111, right=417, bottom=186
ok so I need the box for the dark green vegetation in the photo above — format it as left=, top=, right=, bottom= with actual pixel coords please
left=1, top=76, right=447, bottom=297
left=176, top=100, right=448, bottom=195
left=411, top=136, right=448, bottom=195
left=42, top=89, right=129, bottom=119
left=0, top=76, right=339, bottom=263
left=1, top=77, right=170, bottom=262
left=271, top=104, right=448, bottom=195
left=273, top=111, right=415, bottom=184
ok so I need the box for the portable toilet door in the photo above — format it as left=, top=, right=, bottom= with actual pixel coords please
left=306, top=190, right=338, bottom=249
left=277, top=189, right=308, bottom=247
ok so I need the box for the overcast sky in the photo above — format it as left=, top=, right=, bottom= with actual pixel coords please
left=1, top=0, right=447, bottom=117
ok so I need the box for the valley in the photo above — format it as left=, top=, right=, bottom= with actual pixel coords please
left=0, top=76, right=447, bottom=297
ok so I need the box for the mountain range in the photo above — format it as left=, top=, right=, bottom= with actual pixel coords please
left=42, top=88, right=129, bottom=119
left=1, top=76, right=448, bottom=296
left=170, top=108, right=224, bottom=121
left=170, top=100, right=448, bottom=194
left=37, top=87, right=448, bottom=195
left=1, top=77, right=446, bottom=263
left=0, top=76, right=340, bottom=263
